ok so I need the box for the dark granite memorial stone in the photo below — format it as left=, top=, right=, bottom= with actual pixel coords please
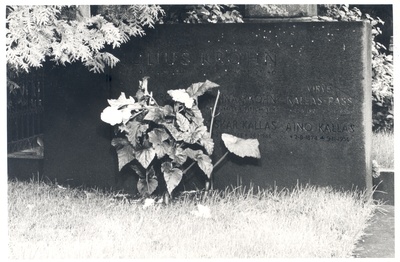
left=42, top=64, right=116, bottom=189
left=110, top=22, right=372, bottom=191
left=40, top=22, right=372, bottom=193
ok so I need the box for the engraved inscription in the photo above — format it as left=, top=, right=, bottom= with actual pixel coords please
left=131, top=46, right=357, bottom=145
left=306, top=84, right=334, bottom=94
left=286, top=96, right=353, bottom=106
left=213, top=120, right=355, bottom=133
left=200, top=50, right=276, bottom=72
left=133, top=49, right=277, bottom=75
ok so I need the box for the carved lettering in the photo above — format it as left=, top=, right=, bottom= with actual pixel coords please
left=285, top=122, right=313, bottom=132
left=241, top=121, right=277, bottom=130
left=134, top=50, right=277, bottom=74
left=328, top=97, right=353, bottom=106
left=287, top=96, right=323, bottom=106
left=286, top=96, right=353, bottom=106
left=318, top=123, right=355, bottom=133
left=181, top=52, right=191, bottom=65
left=214, top=120, right=238, bottom=129
left=201, top=52, right=211, bottom=65
left=306, top=84, right=333, bottom=93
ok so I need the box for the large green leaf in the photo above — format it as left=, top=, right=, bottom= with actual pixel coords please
left=168, top=147, right=188, bottom=165
left=181, top=125, right=209, bottom=145
left=148, top=128, right=172, bottom=159
left=162, top=105, right=175, bottom=117
left=186, top=80, right=219, bottom=99
left=153, top=142, right=172, bottom=159
left=144, top=106, right=167, bottom=123
left=107, top=92, right=136, bottom=108
left=111, top=138, right=135, bottom=171
left=185, top=105, right=204, bottom=126
left=161, top=162, right=183, bottom=194
left=167, top=89, right=194, bottom=108
left=176, top=112, right=190, bottom=132
left=122, top=120, right=149, bottom=147
left=199, top=131, right=214, bottom=155
left=162, top=122, right=183, bottom=141
left=184, top=148, right=213, bottom=178
left=135, top=147, right=156, bottom=169
left=137, top=177, right=158, bottom=196
left=148, top=128, right=170, bottom=144
left=136, top=166, right=158, bottom=196
left=221, top=133, right=261, bottom=158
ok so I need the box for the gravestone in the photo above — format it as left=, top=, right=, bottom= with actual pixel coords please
left=110, top=22, right=372, bottom=191
left=42, top=64, right=116, bottom=189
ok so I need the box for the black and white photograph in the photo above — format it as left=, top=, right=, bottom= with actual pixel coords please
left=3, top=1, right=397, bottom=259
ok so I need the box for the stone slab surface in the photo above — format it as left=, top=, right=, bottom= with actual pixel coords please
left=111, top=22, right=372, bottom=191
left=42, top=64, right=116, bottom=189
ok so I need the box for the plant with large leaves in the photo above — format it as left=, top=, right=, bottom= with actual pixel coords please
left=101, top=77, right=261, bottom=200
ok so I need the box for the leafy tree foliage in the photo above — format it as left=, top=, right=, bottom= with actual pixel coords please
left=159, top=4, right=243, bottom=24
left=318, top=4, right=393, bottom=131
left=6, top=5, right=164, bottom=73
left=6, top=4, right=242, bottom=74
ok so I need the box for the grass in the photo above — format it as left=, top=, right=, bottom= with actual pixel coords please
left=372, top=131, right=394, bottom=169
left=8, top=179, right=378, bottom=259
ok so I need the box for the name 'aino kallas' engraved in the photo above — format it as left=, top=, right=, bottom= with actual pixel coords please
left=284, top=122, right=355, bottom=133
left=214, top=119, right=355, bottom=134
left=132, top=49, right=276, bottom=69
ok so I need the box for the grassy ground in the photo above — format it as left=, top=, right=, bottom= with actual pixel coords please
left=372, top=131, right=394, bottom=169
left=8, top=179, right=378, bottom=259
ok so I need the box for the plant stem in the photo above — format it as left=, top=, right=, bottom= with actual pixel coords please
left=206, top=90, right=221, bottom=191
left=183, top=161, right=196, bottom=175
left=182, top=90, right=221, bottom=182
left=149, top=96, right=159, bottom=106
left=209, top=90, right=220, bottom=136
left=206, top=151, right=229, bottom=191
left=213, top=151, right=229, bottom=169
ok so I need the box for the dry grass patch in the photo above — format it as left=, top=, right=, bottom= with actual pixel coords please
left=372, top=131, right=394, bottom=169
left=8, top=180, right=377, bottom=259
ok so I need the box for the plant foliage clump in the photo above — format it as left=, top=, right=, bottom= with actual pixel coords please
left=101, top=78, right=260, bottom=197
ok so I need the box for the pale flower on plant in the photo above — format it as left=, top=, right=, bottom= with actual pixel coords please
left=167, top=89, right=194, bottom=108
left=121, top=104, right=142, bottom=124
left=101, top=106, right=123, bottom=126
left=101, top=92, right=142, bottom=125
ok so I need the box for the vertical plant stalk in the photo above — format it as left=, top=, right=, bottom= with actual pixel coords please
left=207, top=90, right=221, bottom=191
left=182, top=90, right=221, bottom=190
left=209, top=90, right=221, bottom=137
left=204, top=151, right=230, bottom=191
